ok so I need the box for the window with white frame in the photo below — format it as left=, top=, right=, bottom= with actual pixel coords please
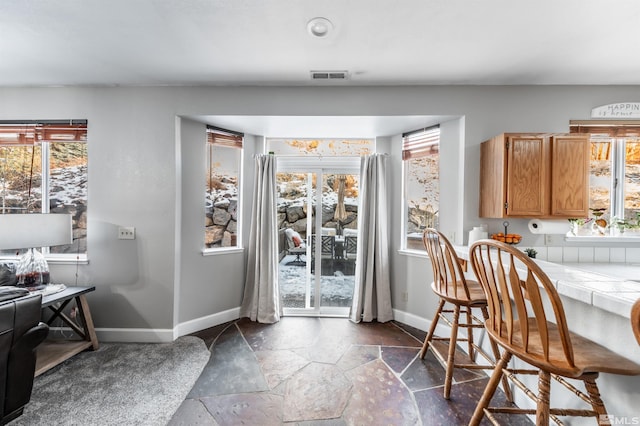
left=0, top=121, right=88, bottom=256
left=402, top=125, right=440, bottom=250
left=571, top=121, right=640, bottom=231
left=205, top=126, right=243, bottom=249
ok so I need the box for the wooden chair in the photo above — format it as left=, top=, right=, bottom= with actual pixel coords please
left=469, top=240, right=640, bottom=426
left=420, top=229, right=512, bottom=400
left=632, top=298, right=640, bottom=345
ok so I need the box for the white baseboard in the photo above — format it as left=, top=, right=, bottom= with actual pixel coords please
left=174, top=306, right=241, bottom=338
left=63, top=307, right=451, bottom=344
left=392, top=309, right=429, bottom=331
left=392, top=308, right=451, bottom=338
left=71, top=307, right=243, bottom=343
left=95, top=327, right=176, bottom=343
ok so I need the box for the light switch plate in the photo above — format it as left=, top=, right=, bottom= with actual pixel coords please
left=118, top=226, right=135, bottom=240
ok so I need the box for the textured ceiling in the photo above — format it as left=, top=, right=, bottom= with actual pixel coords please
left=2, top=0, right=640, bottom=87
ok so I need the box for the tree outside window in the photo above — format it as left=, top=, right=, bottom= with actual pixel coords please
left=0, top=121, right=88, bottom=256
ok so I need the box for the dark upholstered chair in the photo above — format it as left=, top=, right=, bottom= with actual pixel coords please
left=0, top=287, right=49, bottom=425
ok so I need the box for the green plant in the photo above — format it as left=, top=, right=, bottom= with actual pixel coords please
left=567, top=218, right=591, bottom=235
left=612, top=216, right=629, bottom=233
left=524, top=248, right=537, bottom=258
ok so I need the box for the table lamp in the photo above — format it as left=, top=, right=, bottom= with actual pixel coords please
left=0, top=214, right=72, bottom=288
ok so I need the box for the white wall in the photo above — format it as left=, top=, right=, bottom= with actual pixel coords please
left=2, top=85, right=640, bottom=344
left=175, top=118, right=257, bottom=335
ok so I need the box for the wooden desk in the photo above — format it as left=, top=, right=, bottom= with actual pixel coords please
left=35, top=286, right=99, bottom=376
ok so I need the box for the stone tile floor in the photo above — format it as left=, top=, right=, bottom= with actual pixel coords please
left=168, top=317, right=531, bottom=425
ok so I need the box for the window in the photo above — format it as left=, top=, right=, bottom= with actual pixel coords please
left=589, top=137, right=640, bottom=220
left=402, top=125, right=440, bottom=250
left=0, top=121, right=88, bottom=256
left=205, top=126, right=243, bottom=249
left=571, top=121, right=640, bottom=230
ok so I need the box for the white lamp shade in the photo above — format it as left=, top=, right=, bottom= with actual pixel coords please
left=0, top=214, right=73, bottom=250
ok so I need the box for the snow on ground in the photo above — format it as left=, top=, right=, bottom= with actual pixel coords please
left=279, top=255, right=354, bottom=308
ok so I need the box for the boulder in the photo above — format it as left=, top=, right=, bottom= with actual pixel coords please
left=205, top=226, right=225, bottom=246
left=286, top=205, right=305, bottom=223
left=213, top=207, right=231, bottom=226
left=227, top=199, right=238, bottom=220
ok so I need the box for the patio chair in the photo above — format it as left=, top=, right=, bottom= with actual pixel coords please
left=344, top=236, right=357, bottom=259
left=311, top=235, right=335, bottom=260
left=284, top=228, right=306, bottom=266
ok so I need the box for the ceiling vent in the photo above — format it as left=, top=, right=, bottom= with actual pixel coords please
left=310, top=70, right=349, bottom=81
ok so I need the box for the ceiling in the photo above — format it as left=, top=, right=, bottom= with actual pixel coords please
left=3, top=1, right=639, bottom=138
left=2, top=0, right=640, bottom=87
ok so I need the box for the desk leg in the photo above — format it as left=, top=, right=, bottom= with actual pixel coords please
left=76, top=295, right=99, bottom=350
left=36, top=294, right=100, bottom=376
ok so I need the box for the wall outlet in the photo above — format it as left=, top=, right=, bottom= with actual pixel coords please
left=545, top=234, right=553, bottom=245
left=118, top=226, right=136, bottom=240
left=402, top=292, right=408, bottom=302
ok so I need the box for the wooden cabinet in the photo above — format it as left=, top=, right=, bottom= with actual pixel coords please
left=549, top=135, right=591, bottom=216
left=479, top=133, right=589, bottom=218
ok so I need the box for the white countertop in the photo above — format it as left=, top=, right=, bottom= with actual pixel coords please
left=454, top=245, right=640, bottom=319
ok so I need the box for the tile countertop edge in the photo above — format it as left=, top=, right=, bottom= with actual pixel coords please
left=453, top=245, right=640, bottom=319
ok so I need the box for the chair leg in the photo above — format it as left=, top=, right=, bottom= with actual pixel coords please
left=443, top=304, right=461, bottom=399
left=466, top=306, right=475, bottom=360
left=420, top=299, right=445, bottom=359
left=481, top=306, right=513, bottom=403
left=536, top=370, right=551, bottom=426
left=469, top=350, right=512, bottom=426
left=583, top=375, right=609, bottom=424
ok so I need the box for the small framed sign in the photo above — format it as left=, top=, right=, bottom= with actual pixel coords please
left=591, top=102, right=640, bottom=119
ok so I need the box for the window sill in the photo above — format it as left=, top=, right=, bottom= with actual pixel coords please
left=0, top=255, right=88, bottom=265
left=202, top=247, right=244, bottom=256
left=565, top=233, right=640, bottom=243
left=48, top=255, right=89, bottom=265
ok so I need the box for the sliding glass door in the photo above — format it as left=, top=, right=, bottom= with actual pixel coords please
left=277, top=158, right=359, bottom=316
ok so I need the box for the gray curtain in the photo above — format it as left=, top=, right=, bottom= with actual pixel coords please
left=350, top=153, right=393, bottom=323
left=239, top=154, right=280, bottom=323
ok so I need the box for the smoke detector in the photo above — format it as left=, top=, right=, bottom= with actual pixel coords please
left=307, top=17, right=333, bottom=38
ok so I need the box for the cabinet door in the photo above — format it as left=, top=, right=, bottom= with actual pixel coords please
left=479, top=135, right=507, bottom=218
left=550, top=135, right=589, bottom=217
left=506, top=135, right=548, bottom=216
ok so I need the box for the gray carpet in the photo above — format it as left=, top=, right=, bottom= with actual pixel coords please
left=13, top=336, right=210, bottom=426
